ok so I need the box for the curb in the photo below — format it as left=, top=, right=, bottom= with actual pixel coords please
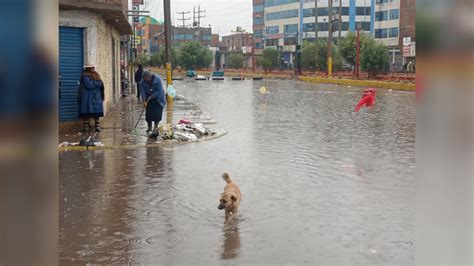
left=299, top=76, right=415, bottom=90
left=58, top=130, right=228, bottom=152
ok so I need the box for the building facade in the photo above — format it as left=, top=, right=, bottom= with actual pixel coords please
left=220, top=29, right=255, bottom=69
left=253, top=0, right=414, bottom=66
left=59, top=0, right=132, bottom=124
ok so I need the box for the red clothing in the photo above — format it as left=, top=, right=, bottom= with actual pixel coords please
left=354, top=88, right=376, bottom=112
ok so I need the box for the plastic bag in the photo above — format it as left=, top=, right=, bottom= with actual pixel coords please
left=167, top=84, right=176, bottom=98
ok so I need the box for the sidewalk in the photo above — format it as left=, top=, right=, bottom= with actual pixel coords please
left=58, top=95, right=226, bottom=150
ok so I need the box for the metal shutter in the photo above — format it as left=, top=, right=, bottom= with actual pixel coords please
left=59, top=27, right=83, bottom=122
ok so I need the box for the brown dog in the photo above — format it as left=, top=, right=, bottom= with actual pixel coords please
left=218, top=173, right=241, bottom=223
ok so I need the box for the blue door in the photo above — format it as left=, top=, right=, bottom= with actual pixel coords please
left=59, top=27, right=83, bottom=122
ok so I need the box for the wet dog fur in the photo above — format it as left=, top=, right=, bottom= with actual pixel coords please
left=218, top=173, right=241, bottom=223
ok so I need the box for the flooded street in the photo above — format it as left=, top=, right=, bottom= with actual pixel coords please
left=60, top=79, right=415, bottom=264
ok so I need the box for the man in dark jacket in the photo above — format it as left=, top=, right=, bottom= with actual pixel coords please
left=135, top=64, right=143, bottom=98
left=140, top=70, right=166, bottom=137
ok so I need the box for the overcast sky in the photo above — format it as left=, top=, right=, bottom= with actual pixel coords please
left=141, top=0, right=253, bottom=36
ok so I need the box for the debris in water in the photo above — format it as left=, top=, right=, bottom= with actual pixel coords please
left=259, top=86, right=268, bottom=94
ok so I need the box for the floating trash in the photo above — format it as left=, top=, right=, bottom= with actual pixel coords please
left=259, top=86, right=268, bottom=94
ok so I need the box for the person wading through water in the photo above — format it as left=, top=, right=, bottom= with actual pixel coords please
left=78, top=64, right=105, bottom=133
left=139, top=70, right=166, bottom=137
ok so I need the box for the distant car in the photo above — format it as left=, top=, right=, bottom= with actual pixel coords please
left=342, top=63, right=353, bottom=71
left=186, top=70, right=196, bottom=77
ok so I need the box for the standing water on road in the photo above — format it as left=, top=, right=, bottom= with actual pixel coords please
left=60, top=79, right=415, bottom=264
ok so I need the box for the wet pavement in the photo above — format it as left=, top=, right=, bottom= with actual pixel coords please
left=59, top=95, right=224, bottom=148
left=60, top=79, right=415, bottom=264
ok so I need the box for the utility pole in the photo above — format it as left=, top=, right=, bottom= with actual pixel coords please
left=177, top=11, right=191, bottom=28
left=338, top=0, right=342, bottom=42
left=327, top=0, right=333, bottom=77
left=164, top=0, right=173, bottom=124
left=314, top=0, right=318, bottom=72
left=196, top=5, right=206, bottom=28
left=355, top=23, right=361, bottom=79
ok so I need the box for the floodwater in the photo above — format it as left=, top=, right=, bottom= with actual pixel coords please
left=60, top=79, right=415, bottom=264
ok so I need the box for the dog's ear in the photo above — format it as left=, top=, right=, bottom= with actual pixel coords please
left=231, top=194, right=237, bottom=202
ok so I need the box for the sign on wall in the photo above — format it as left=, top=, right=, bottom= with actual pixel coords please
left=133, top=0, right=144, bottom=5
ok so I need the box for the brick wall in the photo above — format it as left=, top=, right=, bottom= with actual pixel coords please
left=399, top=0, right=416, bottom=51
left=95, top=15, right=121, bottom=114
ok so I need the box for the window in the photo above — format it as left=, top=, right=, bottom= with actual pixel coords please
left=265, top=0, right=298, bottom=7
left=254, top=5, right=264, bottom=12
left=265, top=0, right=275, bottom=7
left=390, top=9, right=399, bottom=20
left=375, top=11, right=388, bottom=21
left=284, top=24, right=298, bottom=33
left=266, top=9, right=298, bottom=21
left=203, top=35, right=211, bottom=40
left=266, top=38, right=279, bottom=46
left=317, top=22, right=328, bottom=31
left=254, top=29, right=263, bottom=38
left=314, top=7, right=348, bottom=16
left=266, top=26, right=279, bottom=34
left=256, top=42, right=264, bottom=49
left=303, top=23, right=315, bottom=32
left=356, top=21, right=371, bottom=31
left=284, top=37, right=297, bottom=45
left=356, top=7, right=371, bottom=16
left=254, top=17, right=264, bottom=25
left=375, top=28, right=388, bottom=38
left=389, top=27, right=398, bottom=37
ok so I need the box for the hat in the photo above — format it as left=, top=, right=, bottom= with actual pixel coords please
left=83, top=64, right=95, bottom=68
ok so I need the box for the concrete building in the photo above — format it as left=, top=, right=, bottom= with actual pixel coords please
left=399, top=0, right=415, bottom=64
left=59, top=0, right=132, bottom=125
left=253, top=0, right=415, bottom=68
left=256, top=0, right=375, bottom=66
left=220, top=28, right=255, bottom=69
left=374, top=0, right=402, bottom=63
left=136, top=17, right=163, bottom=54
left=253, top=0, right=265, bottom=55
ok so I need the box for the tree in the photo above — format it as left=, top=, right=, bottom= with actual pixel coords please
left=301, top=41, right=316, bottom=70
left=226, top=53, right=246, bottom=69
left=339, top=32, right=368, bottom=68
left=361, top=38, right=390, bottom=78
left=176, top=41, right=212, bottom=70
left=302, top=39, right=341, bottom=71
left=149, top=52, right=162, bottom=67
left=158, top=48, right=178, bottom=69
left=256, top=48, right=279, bottom=73
left=137, top=54, right=150, bottom=66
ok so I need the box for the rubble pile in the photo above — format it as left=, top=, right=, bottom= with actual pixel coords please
left=159, top=120, right=217, bottom=141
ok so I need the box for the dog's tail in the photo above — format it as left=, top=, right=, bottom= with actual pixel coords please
left=222, top=172, right=232, bottom=184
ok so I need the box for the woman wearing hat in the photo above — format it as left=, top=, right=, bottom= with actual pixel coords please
left=78, top=64, right=105, bottom=132
left=139, top=70, right=166, bottom=137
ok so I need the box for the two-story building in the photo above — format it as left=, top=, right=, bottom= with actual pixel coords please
left=59, top=0, right=132, bottom=127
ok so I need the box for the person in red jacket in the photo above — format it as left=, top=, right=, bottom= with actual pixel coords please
left=354, top=88, right=376, bottom=112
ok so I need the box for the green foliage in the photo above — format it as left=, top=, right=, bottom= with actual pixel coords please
left=339, top=32, right=368, bottom=67
left=226, top=53, right=246, bottom=69
left=137, top=54, right=150, bottom=66
left=361, top=38, right=390, bottom=77
left=256, top=48, right=279, bottom=72
left=176, top=41, right=212, bottom=70
left=149, top=53, right=162, bottom=67
left=301, top=39, right=341, bottom=71
left=158, top=48, right=178, bottom=69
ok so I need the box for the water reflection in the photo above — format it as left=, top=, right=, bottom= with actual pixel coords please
left=221, top=222, right=241, bottom=260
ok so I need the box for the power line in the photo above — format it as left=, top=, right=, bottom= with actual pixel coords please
left=177, top=11, right=191, bottom=28
left=193, top=5, right=206, bottom=28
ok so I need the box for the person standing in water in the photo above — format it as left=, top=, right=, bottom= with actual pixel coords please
left=78, top=64, right=104, bottom=133
left=140, top=70, right=166, bottom=137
